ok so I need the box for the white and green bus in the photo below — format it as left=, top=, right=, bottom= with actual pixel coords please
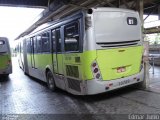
left=15, top=38, right=24, bottom=70
left=0, top=37, right=12, bottom=77
left=17, top=7, right=144, bottom=95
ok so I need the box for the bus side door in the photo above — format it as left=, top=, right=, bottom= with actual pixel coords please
left=31, top=37, right=36, bottom=69
left=52, top=28, right=65, bottom=89
left=52, top=28, right=64, bottom=74
left=23, top=39, right=29, bottom=74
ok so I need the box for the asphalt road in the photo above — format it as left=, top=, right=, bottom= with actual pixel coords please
left=1, top=57, right=160, bottom=120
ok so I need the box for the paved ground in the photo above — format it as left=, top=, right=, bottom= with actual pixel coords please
left=1, top=57, right=160, bottom=120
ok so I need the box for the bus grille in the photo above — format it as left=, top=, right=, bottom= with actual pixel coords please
left=66, top=65, right=79, bottom=78
left=67, top=78, right=81, bottom=92
left=96, top=40, right=140, bottom=48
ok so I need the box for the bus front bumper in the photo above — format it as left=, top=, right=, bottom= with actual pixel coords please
left=85, top=68, right=144, bottom=95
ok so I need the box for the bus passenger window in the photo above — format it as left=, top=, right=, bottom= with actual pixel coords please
left=42, top=32, right=50, bottom=52
left=52, top=29, right=61, bottom=52
left=52, top=30, right=56, bottom=52
left=56, top=29, right=61, bottom=52
left=33, top=37, right=37, bottom=54
left=37, top=35, right=42, bottom=53
left=0, top=40, right=7, bottom=52
left=26, top=40, right=31, bottom=53
left=0, top=40, right=5, bottom=45
left=64, top=22, right=79, bottom=52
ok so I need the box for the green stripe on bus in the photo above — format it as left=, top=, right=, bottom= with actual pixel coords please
left=0, top=54, right=10, bottom=69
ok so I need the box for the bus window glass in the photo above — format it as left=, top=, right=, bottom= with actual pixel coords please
left=19, top=43, right=22, bottom=53
left=42, top=32, right=50, bottom=52
left=30, top=38, right=33, bottom=54
left=20, top=42, right=23, bottom=53
left=0, top=40, right=5, bottom=45
left=33, top=37, right=37, bottom=53
left=37, top=35, right=42, bottom=53
left=26, top=39, right=31, bottom=53
left=64, top=21, right=79, bottom=52
left=16, top=45, right=19, bottom=53
left=0, top=40, right=7, bottom=52
left=52, top=30, right=56, bottom=52
left=18, top=44, right=20, bottom=53
left=52, top=29, right=61, bottom=52
left=56, top=29, right=61, bottom=52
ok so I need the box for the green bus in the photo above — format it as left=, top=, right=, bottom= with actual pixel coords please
left=0, top=37, right=12, bottom=77
left=16, top=7, right=144, bottom=95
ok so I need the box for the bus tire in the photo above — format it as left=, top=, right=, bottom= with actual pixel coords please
left=46, top=70, right=56, bottom=91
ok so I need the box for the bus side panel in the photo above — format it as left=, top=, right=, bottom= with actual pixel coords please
left=62, top=51, right=97, bottom=81
left=52, top=53, right=58, bottom=73
left=56, top=54, right=64, bottom=75
left=27, top=53, right=52, bottom=81
left=27, top=54, right=32, bottom=70
left=35, top=53, right=52, bottom=81
left=63, top=51, right=97, bottom=94
left=81, top=51, right=97, bottom=80
left=63, top=53, right=83, bottom=93
left=63, top=53, right=83, bottom=79
left=26, top=53, right=33, bottom=76
left=23, top=40, right=29, bottom=74
left=0, top=54, right=9, bottom=69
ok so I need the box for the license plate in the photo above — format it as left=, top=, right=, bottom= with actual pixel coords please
left=119, top=79, right=130, bottom=86
left=117, top=67, right=126, bottom=73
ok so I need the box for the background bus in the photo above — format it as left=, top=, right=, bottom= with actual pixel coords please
left=0, top=37, right=12, bottom=77
left=16, top=7, right=144, bottom=95
left=15, top=38, right=24, bottom=70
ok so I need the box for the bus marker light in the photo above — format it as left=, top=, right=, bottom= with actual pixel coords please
left=92, top=61, right=102, bottom=80
left=92, top=63, right=97, bottom=67
left=94, top=68, right=98, bottom=73
left=96, top=73, right=100, bottom=79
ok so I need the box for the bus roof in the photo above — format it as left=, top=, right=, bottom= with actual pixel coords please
left=0, top=37, right=8, bottom=41
left=92, top=7, right=137, bottom=13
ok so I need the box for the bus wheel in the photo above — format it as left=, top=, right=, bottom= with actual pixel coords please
left=46, top=71, right=56, bottom=91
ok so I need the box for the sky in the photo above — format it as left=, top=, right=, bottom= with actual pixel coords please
left=0, top=6, right=44, bottom=47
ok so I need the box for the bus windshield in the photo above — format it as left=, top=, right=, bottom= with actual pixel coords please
left=0, top=40, right=8, bottom=52
left=94, top=11, right=141, bottom=43
left=0, top=40, right=5, bottom=45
